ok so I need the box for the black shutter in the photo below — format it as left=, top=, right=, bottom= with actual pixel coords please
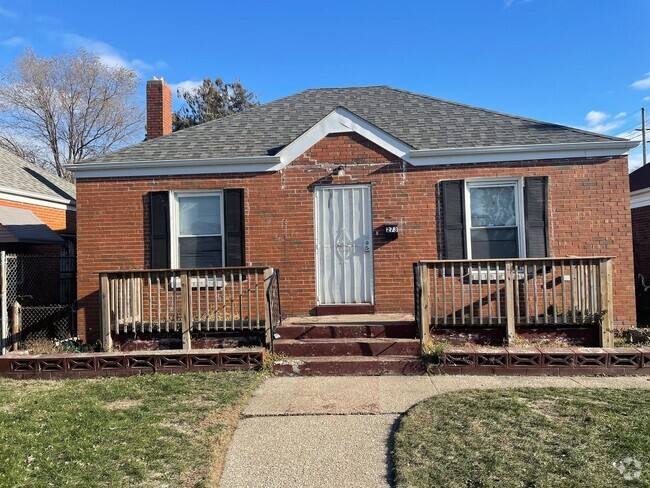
left=224, top=189, right=245, bottom=266
left=149, top=191, right=170, bottom=269
left=524, top=176, right=549, bottom=258
left=441, top=180, right=467, bottom=259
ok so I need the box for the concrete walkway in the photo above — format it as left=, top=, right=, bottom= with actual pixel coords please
left=220, top=375, right=650, bottom=487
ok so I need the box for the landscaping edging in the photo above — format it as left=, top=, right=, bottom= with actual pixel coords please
left=431, top=346, right=650, bottom=376
left=0, top=348, right=264, bottom=379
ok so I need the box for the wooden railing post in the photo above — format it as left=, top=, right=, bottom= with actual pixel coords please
left=99, top=273, right=112, bottom=352
left=504, top=261, right=516, bottom=345
left=415, top=263, right=431, bottom=344
left=598, top=258, right=614, bottom=347
left=263, top=268, right=273, bottom=348
left=180, top=270, right=192, bottom=350
left=0, top=251, right=7, bottom=355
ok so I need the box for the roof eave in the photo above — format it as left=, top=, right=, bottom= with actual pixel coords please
left=408, top=140, right=639, bottom=166
left=66, top=155, right=283, bottom=178
left=68, top=136, right=639, bottom=179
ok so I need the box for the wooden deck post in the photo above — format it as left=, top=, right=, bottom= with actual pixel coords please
left=505, top=261, right=516, bottom=346
left=598, top=258, right=614, bottom=348
left=180, top=270, right=192, bottom=350
left=415, top=263, right=431, bottom=344
left=99, top=273, right=112, bottom=352
left=263, top=268, right=273, bottom=348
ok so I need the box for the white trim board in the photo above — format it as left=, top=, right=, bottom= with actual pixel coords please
left=0, top=187, right=76, bottom=211
left=631, top=188, right=650, bottom=209
left=67, top=106, right=639, bottom=179
left=408, top=141, right=638, bottom=166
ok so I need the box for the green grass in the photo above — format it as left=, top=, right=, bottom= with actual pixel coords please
left=394, top=388, right=650, bottom=488
left=0, top=371, right=262, bottom=487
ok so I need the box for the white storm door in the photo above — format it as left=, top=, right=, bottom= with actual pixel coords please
left=315, top=185, right=374, bottom=305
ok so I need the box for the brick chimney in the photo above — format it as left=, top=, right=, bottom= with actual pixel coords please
left=146, top=77, right=172, bottom=140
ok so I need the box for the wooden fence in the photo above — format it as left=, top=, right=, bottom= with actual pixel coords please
left=99, top=267, right=280, bottom=351
left=414, top=257, right=614, bottom=347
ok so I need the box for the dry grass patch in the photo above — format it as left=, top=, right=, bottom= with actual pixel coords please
left=0, top=371, right=262, bottom=487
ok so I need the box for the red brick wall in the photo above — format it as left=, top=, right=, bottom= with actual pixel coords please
left=75, top=133, right=635, bottom=342
left=632, top=205, right=650, bottom=314
left=0, top=198, right=75, bottom=235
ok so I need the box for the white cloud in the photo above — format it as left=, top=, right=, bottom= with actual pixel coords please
left=0, top=6, right=17, bottom=19
left=644, top=96, right=650, bottom=102
left=169, top=80, right=203, bottom=97
left=585, top=110, right=607, bottom=126
left=0, top=36, right=26, bottom=47
left=580, top=110, right=625, bottom=134
left=59, top=33, right=167, bottom=75
left=632, top=73, right=650, bottom=90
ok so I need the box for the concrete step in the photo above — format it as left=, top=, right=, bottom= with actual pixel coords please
left=273, top=338, right=421, bottom=357
left=274, top=322, right=417, bottom=340
left=273, top=355, right=426, bottom=376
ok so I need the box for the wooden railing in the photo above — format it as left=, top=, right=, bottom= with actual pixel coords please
left=414, top=257, right=614, bottom=347
left=99, top=267, right=280, bottom=351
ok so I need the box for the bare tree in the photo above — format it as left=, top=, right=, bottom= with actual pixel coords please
left=0, top=48, right=144, bottom=179
left=0, top=131, right=44, bottom=167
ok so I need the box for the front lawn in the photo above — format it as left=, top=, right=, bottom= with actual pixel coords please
left=0, top=371, right=261, bottom=487
left=394, top=388, right=650, bottom=487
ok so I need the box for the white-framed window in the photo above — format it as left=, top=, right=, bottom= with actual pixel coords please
left=464, top=179, right=526, bottom=259
left=170, top=190, right=225, bottom=268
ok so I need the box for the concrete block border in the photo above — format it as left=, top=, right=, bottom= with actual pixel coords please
left=0, top=348, right=264, bottom=379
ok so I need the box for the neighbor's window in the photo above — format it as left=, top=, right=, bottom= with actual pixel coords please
left=173, top=191, right=223, bottom=268
left=466, top=180, right=523, bottom=259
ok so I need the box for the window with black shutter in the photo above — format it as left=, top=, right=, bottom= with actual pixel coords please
left=441, top=177, right=549, bottom=260
left=148, top=189, right=245, bottom=269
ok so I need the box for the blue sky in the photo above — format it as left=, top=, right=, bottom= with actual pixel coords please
left=1, top=0, right=649, bottom=169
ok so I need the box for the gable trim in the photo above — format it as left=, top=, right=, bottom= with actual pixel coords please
left=274, top=107, right=412, bottom=167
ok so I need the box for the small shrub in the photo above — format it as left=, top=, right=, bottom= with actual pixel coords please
left=421, top=339, right=445, bottom=365
left=262, top=351, right=286, bottom=373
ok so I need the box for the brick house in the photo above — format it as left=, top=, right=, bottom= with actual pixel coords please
left=69, top=80, right=637, bottom=351
left=0, top=146, right=75, bottom=255
left=630, top=164, right=650, bottom=319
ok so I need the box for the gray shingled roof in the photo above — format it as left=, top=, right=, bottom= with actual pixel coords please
left=0, top=147, right=75, bottom=201
left=86, top=86, right=624, bottom=164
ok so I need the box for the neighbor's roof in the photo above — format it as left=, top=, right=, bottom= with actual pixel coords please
left=630, top=163, right=650, bottom=192
left=85, top=86, right=625, bottom=164
left=0, top=206, right=63, bottom=244
left=0, top=146, right=75, bottom=202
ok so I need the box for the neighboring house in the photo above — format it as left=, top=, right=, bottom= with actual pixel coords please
left=69, top=80, right=638, bottom=346
left=630, top=164, right=650, bottom=318
left=0, top=147, right=76, bottom=255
